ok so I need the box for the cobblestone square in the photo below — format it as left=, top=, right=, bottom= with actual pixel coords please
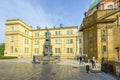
left=0, top=59, right=117, bottom=80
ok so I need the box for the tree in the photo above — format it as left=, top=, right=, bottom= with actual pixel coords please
left=0, top=43, right=5, bottom=55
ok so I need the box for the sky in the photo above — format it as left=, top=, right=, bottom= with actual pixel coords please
left=0, top=0, right=92, bottom=43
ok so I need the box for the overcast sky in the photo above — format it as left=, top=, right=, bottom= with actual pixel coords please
left=0, top=0, right=92, bottom=43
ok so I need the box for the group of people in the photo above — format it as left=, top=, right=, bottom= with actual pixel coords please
left=78, top=56, right=97, bottom=67
left=78, top=56, right=97, bottom=73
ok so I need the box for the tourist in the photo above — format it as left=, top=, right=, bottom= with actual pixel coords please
left=91, top=57, right=96, bottom=68
left=79, top=56, right=83, bottom=65
left=86, top=63, right=90, bottom=74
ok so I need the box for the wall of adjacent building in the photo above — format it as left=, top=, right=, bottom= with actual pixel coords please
left=81, top=8, right=120, bottom=61
left=5, top=19, right=32, bottom=58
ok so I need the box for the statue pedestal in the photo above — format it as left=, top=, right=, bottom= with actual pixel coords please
left=32, top=55, right=60, bottom=64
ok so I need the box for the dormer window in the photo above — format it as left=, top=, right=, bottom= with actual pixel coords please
left=108, top=5, right=113, bottom=9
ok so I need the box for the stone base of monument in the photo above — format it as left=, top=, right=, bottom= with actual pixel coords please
left=32, top=55, right=60, bottom=64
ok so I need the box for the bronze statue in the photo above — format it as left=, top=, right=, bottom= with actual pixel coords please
left=43, top=29, right=52, bottom=56
left=45, top=29, right=51, bottom=40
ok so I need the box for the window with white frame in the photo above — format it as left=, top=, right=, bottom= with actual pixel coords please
left=55, top=31, right=61, bottom=35
left=10, top=46, right=13, bottom=53
left=10, top=36, right=14, bottom=42
left=55, top=40, right=61, bottom=44
left=34, top=40, right=39, bottom=45
left=55, top=48, right=61, bottom=53
left=67, top=39, right=73, bottom=44
left=34, top=48, right=39, bottom=53
left=67, top=48, right=73, bottom=53
left=35, top=32, right=39, bottom=36
left=67, top=30, right=73, bottom=35
left=24, top=39, right=29, bottom=44
left=25, top=30, right=29, bottom=35
left=24, top=47, right=29, bottom=53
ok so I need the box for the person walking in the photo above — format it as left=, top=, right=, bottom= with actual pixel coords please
left=92, top=57, right=97, bottom=68
left=86, top=62, right=90, bottom=74
left=79, top=56, right=83, bottom=65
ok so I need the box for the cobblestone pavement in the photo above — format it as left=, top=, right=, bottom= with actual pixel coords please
left=0, top=59, right=117, bottom=80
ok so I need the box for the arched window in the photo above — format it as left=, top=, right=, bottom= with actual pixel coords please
left=108, top=5, right=113, bottom=9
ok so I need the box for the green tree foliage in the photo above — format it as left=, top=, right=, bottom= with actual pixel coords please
left=0, top=43, right=17, bottom=59
left=0, top=43, right=5, bottom=55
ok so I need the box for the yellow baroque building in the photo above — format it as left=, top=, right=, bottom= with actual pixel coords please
left=81, top=0, right=120, bottom=61
left=4, top=19, right=83, bottom=59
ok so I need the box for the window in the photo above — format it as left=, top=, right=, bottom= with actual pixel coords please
left=103, top=46, right=106, bottom=53
left=67, top=48, right=73, bottom=53
left=101, top=30, right=106, bottom=42
left=34, top=40, right=39, bottom=45
left=55, top=40, right=61, bottom=44
left=24, top=47, right=29, bottom=53
left=108, top=5, right=113, bottom=9
left=10, top=46, right=13, bottom=53
left=10, top=36, right=14, bottom=42
left=67, top=30, right=73, bottom=35
left=35, top=33, right=39, bottom=36
left=34, top=48, right=39, bottom=53
left=67, top=39, right=73, bottom=44
left=25, top=39, right=29, bottom=44
left=25, top=30, right=29, bottom=35
left=79, top=39, right=81, bottom=43
left=55, top=48, right=61, bottom=53
left=79, top=48, right=82, bottom=53
left=55, top=31, right=61, bottom=35
left=11, top=26, right=14, bottom=31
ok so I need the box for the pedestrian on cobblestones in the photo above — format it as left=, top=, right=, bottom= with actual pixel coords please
left=91, top=57, right=96, bottom=68
left=91, top=59, right=94, bottom=68
left=79, top=56, right=83, bottom=65
left=86, top=64, right=90, bottom=74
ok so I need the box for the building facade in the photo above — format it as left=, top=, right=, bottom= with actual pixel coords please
left=4, top=19, right=82, bottom=59
left=78, top=31, right=83, bottom=57
left=81, top=0, right=120, bottom=61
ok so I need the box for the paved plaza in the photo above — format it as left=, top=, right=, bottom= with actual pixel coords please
left=0, top=59, right=118, bottom=80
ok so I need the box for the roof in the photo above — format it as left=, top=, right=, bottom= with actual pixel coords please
left=89, top=0, right=101, bottom=9
left=33, top=26, right=78, bottom=31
